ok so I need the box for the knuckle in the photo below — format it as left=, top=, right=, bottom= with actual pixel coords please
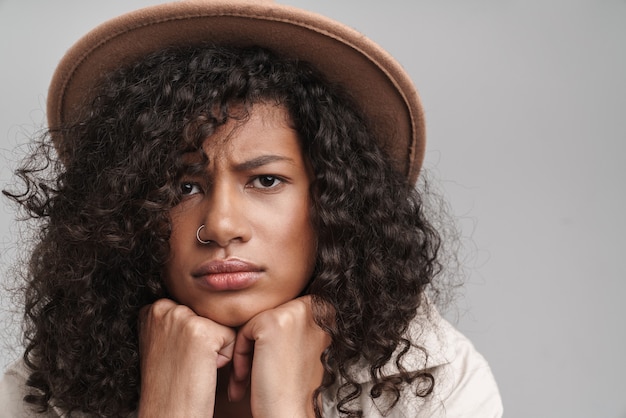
left=169, top=304, right=192, bottom=320
left=150, top=298, right=173, bottom=317
left=180, top=315, right=206, bottom=337
left=264, top=304, right=306, bottom=333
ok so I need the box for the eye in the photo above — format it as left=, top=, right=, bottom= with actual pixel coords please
left=180, top=181, right=202, bottom=196
left=250, top=175, right=283, bottom=189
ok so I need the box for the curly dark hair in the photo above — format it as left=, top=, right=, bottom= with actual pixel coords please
left=4, top=45, right=443, bottom=417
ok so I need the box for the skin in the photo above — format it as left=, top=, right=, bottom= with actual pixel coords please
left=138, top=103, right=329, bottom=418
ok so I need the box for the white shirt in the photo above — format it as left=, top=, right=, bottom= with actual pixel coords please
left=321, top=305, right=503, bottom=417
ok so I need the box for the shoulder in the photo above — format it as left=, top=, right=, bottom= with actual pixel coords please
left=0, top=359, right=116, bottom=418
left=0, top=358, right=52, bottom=417
left=323, top=304, right=503, bottom=417
left=415, top=313, right=504, bottom=417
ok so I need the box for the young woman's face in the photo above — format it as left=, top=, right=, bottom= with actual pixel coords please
left=163, top=103, right=317, bottom=327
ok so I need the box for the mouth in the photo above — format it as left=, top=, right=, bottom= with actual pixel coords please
left=191, top=259, right=263, bottom=291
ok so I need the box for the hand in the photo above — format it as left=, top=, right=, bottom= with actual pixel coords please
left=229, top=296, right=331, bottom=418
left=137, top=298, right=236, bottom=418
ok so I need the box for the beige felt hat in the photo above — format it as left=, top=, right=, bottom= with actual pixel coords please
left=48, top=0, right=426, bottom=183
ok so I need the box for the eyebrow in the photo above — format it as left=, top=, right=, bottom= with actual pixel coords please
left=233, top=155, right=295, bottom=172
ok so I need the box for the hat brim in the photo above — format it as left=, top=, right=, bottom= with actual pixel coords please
left=47, top=0, right=425, bottom=183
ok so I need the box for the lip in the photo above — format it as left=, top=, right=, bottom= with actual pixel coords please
left=191, top=259, right=263, bottom=291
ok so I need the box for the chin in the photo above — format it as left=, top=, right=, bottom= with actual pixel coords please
left=194, top=305, right=261, bottom=328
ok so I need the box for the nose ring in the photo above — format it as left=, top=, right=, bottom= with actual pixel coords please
left=196, top=225, right=212, bottom=245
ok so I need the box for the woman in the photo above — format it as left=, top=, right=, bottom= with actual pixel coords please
left=0, top=1, right=502, bottom=417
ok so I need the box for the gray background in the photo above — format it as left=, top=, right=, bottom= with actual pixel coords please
left=1, top=1, right=625, bottom=417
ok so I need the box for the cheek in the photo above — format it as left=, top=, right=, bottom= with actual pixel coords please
left=161, top=240, right=180, bottom=292
left=162, top=216, right=192, bottom=288
left=283, top=204, right=317, bottom=277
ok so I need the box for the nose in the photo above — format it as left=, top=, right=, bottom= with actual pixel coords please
left=199, top=181, right=251, bottom=247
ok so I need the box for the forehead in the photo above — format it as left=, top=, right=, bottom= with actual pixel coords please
left=211, top=102, right=293, bottom=145
left=182, top=103, right=299, bottom=164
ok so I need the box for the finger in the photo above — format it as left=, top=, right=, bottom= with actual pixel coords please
left=216, top=333, right=236, bottom=369
left=228, top=326, right=255, bottom=402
